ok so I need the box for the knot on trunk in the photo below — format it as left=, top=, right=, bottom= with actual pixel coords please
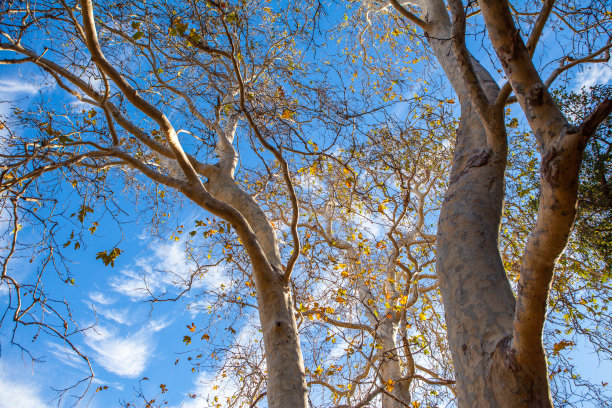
left=450, top=147, right=493, bottom=184
left=527, top=84, right=546, bottom=107
left=274, top=320, right=285, bottom=331
left=495, top=335, right=520, bottom=373
left=541, top=147, right=560, bottom=187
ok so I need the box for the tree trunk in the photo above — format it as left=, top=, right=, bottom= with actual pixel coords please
left=416, top=1, right=554, bottom=406
left=207, top=175, right=309, bottom=408
left=378, top=318, right=412, bottom=408
left=253, top=265, right=309, bottom=408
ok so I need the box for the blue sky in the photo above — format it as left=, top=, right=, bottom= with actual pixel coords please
left=1, top=4, right=612, bottom=408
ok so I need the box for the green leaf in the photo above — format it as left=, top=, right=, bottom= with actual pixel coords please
left=131, top=21, right=141, bottom=30
left=132, top=31, right=144, bottom=41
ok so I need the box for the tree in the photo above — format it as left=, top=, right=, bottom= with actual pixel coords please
left=0, top=0, right=334, bottom=406
left=557, top=85, right=612, bottom=270
left=1, top=0, right=611, bottom=407
left=501, top=85, right=612, bottom=406
left=285, top=101, right=456, bottom=407
left=365, top=0, right=611, bottom=406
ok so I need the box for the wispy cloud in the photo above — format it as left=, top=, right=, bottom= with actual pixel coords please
left=86, top=294, right=135, bottom=325
left=45, top=342, right=90, bottom=372
left=173, top=318, right=262, bottom=408
left=0, top=78, right=41, bottom=95
left=574, top=62, right=612, bottom=91
left=326, top=337, right=349, bottom=364
left=84, top=319, right=170, bottom=378
left=110, top=240, right=230, bottom=301
left=98, top=307, right=133, bottom=325
left=0, top=361, right=51, bottom=408
left=109, top=268, right=156, bottom=301
left=88, top=291, right=115, bottom=306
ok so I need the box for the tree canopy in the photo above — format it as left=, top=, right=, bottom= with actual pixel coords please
left=0, top=0, right=611, bottom=407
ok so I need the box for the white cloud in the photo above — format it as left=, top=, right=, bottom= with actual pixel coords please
left=69, top=99, right=94, bottom=112
left=88, top=291, right=115, bottom=305
left=574, top=62, right=612, bottom=91
left=45, top=342, right=90, bottom=371
left=199, top=264, right=232, bottom=291
left=174, top=318, right=262, bottom=408
left=146, top=318, right=173, bottom=333
left=0, top=78, right=41, bottom=95
left=326, top=337, right=349, bottom=363
left=0, top=104, right=11, bottom=156
left=84, top=322, right=166, bottom=378
left=0, top=361, right=51, bottom=408
left=110, top=240, right=230, bottom=301
left=98, top=307, right=133, bottom=325
left=351, top=210, right=386, bottom=240
left=0, top=101, right=10, bottom=120
left=175, top=368, right=247, bottom=408
left=109, top=268, right=155, bottom=300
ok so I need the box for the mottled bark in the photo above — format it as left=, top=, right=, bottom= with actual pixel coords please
left=207, top=175, right=309, bottom=408
left=251, top=265, right=309, bottom=408
left=419, top=1, right=517, bottom=405
left=477, top=1, right=610, bottom=406
left=78, top=2, right=309, bottom=406
left=391, top=0, right=528, bottom=406
left=392, top=0, right=612, bottom=406
left=378, top=318, right=412, bottom=408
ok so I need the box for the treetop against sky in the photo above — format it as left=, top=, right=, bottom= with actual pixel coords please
left=0, top=0, right=611, bottom=407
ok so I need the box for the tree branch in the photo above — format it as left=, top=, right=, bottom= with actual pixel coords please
left=80, top=0, right=202, bottom=186
left=389, top=0, right=429, bottom=31
left=448, top=0, right=494, bottom=131
left=221, top=15, right=301, bottom=280
left=580, top=98, right=612, bottom=138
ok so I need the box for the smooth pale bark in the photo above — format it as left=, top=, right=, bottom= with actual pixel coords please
left=399, top=0, right=524, bottom=406
left=378, top=318, right=412, bottom=408
left=207, top=175, right=309, bottom=408
left=77, top=1, right=309, bottom=406
left=422, top=2, right=517, bottom=405
left=398, top=0, right=611, bottom=406
left=310, top=206, right=417, bottom=407
left=475, top=1, right=610, bottom=406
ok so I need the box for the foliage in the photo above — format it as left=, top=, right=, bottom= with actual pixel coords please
left=0, top=0, right=611, bottom=407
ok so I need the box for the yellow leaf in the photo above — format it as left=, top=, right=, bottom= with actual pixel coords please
left=280, top=109, right=295, bottom=120
left=552, top=340, right=575, bottom=356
